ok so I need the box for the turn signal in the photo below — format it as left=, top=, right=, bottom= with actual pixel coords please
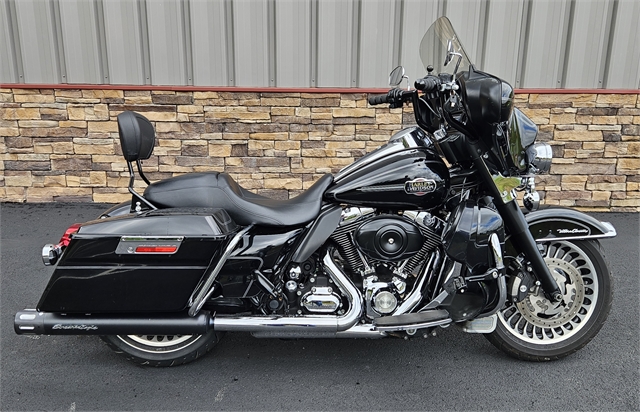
left=58, top=223, right=82, bottom=248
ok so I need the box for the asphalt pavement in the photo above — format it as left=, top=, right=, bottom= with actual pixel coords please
left=1, top=203, right=638, bottom=411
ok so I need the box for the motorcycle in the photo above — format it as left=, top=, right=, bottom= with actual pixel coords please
left=15, top=17, right=615, bottom=366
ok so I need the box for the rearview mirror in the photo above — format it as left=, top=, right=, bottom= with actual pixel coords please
left=444, top=40, right=454, bottom=67
left=389, top=66, right=405, bottom=86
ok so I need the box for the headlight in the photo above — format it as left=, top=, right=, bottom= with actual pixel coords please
left=526, top=143, right=552, bottom=173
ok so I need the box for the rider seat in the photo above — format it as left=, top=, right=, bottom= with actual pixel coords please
left=116, top=111, right=333, bottom=227
left=144, top=172, right=333, bottom=227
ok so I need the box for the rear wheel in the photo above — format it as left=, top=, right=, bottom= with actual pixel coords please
left=100, top=330, right=223, bottom=367
left=486, top=239, right=612, bottom=361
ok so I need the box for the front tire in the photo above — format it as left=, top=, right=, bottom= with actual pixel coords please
left=486, top=239, right=613, bottom=361
left=100, top=330, right=223, bottom=367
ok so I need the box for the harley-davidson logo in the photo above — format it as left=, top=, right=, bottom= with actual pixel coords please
left=404, top=178, right=437, bottom=196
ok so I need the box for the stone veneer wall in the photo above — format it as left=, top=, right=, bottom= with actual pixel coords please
left=1, top=88, right=639, bottom=211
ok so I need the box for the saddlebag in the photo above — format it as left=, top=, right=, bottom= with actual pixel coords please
left=37, top=208, right=237, bottom=313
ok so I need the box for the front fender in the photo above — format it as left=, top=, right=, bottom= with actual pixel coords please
left=524, top=207, right=616, bottom=242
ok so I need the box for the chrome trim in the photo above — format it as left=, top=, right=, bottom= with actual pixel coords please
left=301, top=286, right=341, bottom=313
left=339, top=207, right=375, bottom=227
left=255, top=270, right=276, bottom=296
left=374, top=318, right=451, bottom=332
left=489, top=233, right=504, bottom=271
left=42, top=244, right=60, bottom=266
left=527, top=142, right=553, bottom=174
left=459, top=314, right=497, bottom=334
left=393, top=249, right=440, bottom=315
left=534, top=233, right=617, bottom=242
left=188, top=225, right=253, bottom=316
left=336, top=324, right=387, bottom=338
left=212, top=249, right=363, bottom=333
left=120, top=236, right=184, bottom=242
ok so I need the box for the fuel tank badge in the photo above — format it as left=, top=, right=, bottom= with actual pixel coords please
left=404, top=178, right=437, bottom=196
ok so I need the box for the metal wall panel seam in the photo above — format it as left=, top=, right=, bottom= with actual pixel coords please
left=310, top=0, right=318, bottom=87
left=224, top=0, right=235, bottom=86
left=138, top=0, right=151, bottom=85
left=392, top=0, right=403, bottom=68
left=350, top=0, right=361, bottom=87
left=4, top=0, right=24, bottom=83
left=477, top=0, right=489, bottom=69
left=268, top=0, right=276, bottom=86
left=182, top=0, right=193, bottom=85
left=94, top=0, right=109, bottom=84
left=600, top=0, right=618, bottom=88
left=515, top=0, right=532, bottom=88
left=49, top=0, right=66, bottom=83
left=559, top=0, right=575, bottom=88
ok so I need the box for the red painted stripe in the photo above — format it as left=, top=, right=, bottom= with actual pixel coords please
left=1, top=83, right=638, bottom=94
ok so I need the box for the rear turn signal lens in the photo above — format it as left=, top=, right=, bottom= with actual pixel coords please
left=58, top=223, right=82, bottom=248
left=135, top=246, right=178, bottom=254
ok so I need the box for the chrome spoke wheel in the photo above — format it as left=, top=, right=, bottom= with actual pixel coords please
left=498, top=241, right=598, bottom=344
left=101, top=329, right=222, bottom=366
left=487, top=239, right=612, bottom=361
left=120, top=334, right=201, bottom=353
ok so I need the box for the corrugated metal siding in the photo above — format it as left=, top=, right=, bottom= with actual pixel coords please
left=58, top=0, right=103, bottom=84
left=1, top=0, right=639, bottom=89
left=275, top=0, right=311, bottom=87
left=103, top=0, right=146, bottom=85
left=605, top=0, right=640, bottom=89
left=316, top=0, right=355, bottom=87
left=1, top=2, right=18, bottom=83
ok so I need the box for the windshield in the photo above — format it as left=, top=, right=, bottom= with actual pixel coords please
left=419, top=17, right=472, bottom=75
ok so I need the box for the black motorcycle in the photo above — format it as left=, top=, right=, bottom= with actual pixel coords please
left=15, top=17, right=615, bottom=366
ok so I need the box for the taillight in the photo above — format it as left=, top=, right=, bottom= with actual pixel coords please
left=42, top=223, right=82, bottom=266
left=58, top=223, right=82, bottom=248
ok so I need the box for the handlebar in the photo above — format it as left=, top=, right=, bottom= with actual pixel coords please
left=367, top=94, right=390, bottom=106
left=368, top=75, right=441, bottom=107
left=414, top=76, right=440, bottom=93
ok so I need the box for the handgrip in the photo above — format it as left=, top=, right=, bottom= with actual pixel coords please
left=368, top=94, right=389, bottom=105
left=414, top=76, right=440, bottom=92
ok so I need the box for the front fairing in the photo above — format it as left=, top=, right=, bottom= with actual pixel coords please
left=508, top=108, right=539, bottom=172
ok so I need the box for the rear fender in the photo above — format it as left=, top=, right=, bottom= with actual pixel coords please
left=99, top=201, right=132, bottom=218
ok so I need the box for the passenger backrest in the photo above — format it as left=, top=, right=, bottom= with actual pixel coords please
left=117, top=111, right=155, bottom=161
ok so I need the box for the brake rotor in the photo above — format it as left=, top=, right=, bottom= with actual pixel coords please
left=516, top=257, right=585, bottom=328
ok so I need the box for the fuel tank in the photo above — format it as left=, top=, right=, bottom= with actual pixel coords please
left=325, top=127, right=449, bottom=210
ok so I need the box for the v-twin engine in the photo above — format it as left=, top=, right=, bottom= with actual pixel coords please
left=330, top=208, right=442, bottom=318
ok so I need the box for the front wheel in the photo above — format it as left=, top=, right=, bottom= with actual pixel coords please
left=486, top=239, right=613, bottom=361
left=100, top=330, right=223, bottom=367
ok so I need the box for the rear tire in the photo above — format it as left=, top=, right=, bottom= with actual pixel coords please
left=486, top=239, right=612, bottom=361
left=100, top=330, right=223, bottom=367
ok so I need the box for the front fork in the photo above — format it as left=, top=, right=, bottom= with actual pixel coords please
left=469, top=147, right=563, bottom=302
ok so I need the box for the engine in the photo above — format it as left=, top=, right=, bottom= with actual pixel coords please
left=330, top=208, right=443, bottom=318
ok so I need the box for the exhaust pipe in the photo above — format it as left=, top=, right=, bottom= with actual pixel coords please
left=213, top=250, right=363, bottom=335
left=16, top=251, right=364, bottom=338
left=14, top=309, right=214, bottom=336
